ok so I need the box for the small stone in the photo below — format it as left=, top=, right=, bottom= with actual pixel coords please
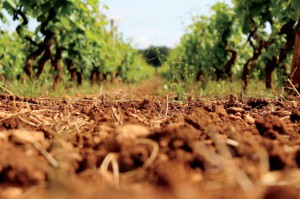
left=116, top=124, right=150, bottom=141
left=159, top=140, right=168, bottom=147
left=290, top=101, right=298, bottom=108
left=271, top=110, right=291, bottom=117
left=157, top=153, right=169, bottom=162
left=229, top=114, right=243, bottom=121
left=172, top=139, right=185, bottom=148
left=0, top=132, right=8, bottom=140
left=228, top=94, right=239, bottom=104
left=236, top=112, right=242, bottom=117
left=9, top=130, right=45, bottom=145
left=227, top=107, right=245, bottom=114
left=215, top=105, right=228, bottom=117
left=191, top=172, right=203, bottom=183
left=244, top=115, right=255, bottom=124
left=1, top=187, right=23, bottom=198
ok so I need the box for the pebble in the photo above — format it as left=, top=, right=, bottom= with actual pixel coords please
left=271, top=110, right=291, bottom=117
left=227, top=107, right=245, bottom=114
left=116, top=124, right=150, bottom=141
left=244, top=115, right=255, bottom=124
left=9, top=130, right=45, bottom=145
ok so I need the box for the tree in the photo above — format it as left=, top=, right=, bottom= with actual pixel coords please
left=233, top=0, right=277, bottom=89
left=1, top=0, right=100, bottom=87
left=290, top=0, right=300, bottom=89
left=167, top=2, right=242, bottom=82
left=0, top=0, right=141, bottom=88
left=233, top=0, right=300, bottom=90
left=291, top=20, right=300, bottom=89
left=0, top=31, right=25, bottom=80
left=141, top=46, right=169, bottom=74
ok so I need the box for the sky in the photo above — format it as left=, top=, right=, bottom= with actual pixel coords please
left=102, top=0, right=232, bottom=49
left=1, top=0, right=232, bottom=49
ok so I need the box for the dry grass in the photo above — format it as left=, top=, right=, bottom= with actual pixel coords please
left=123, top=138, right=159, bottom=177
left=99, top=153, right=120, bottom=188
left=287, top=79, right=300, bottom=97
left=209, top=129, right=254, bottom=191
left=32, top=141, right=59, bottom=168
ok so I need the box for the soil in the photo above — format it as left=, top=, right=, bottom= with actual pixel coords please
left=0, top=81, right=300, bottom=199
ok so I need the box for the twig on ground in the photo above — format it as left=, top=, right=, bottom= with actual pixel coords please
left=287, top=79, right=300, bottom=97
left=257, top=146, right=270, bottom=176
left=112, top=107, right=123, bottom=125
left=0, top=110, right=30, bottom=122
left=127, top=112, right=149, bottom=125
left=194, top=141, right=221, bottom=166
left=122, top=139, right=159, bottom=177
left=280, top=116, right=290, bottom=120
left=208, top=129, right=232, bottom=158
left=0, top=109, right=60, bottom=123
left=135, top=139, right=159, bottom=169
left=99, top=153, right=120, bottom=187
left=207, top=129, right=254, bottom=191
left=0, top=85, right=14, bottom=96
left=28, top=115, right=44, bottom=126
left=274, top=92, right=286, bottom=101
left=0, top=85, right=16, bottom=108
left=18, top=116, right=38, bottom=127
left=226, top=138, right=240, bottom=147
left=32, top=142, right=59, bottom=168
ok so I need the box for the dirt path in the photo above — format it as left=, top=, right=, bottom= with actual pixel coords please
left=83, top=75, right=166, bottom=101
left=0, top=82, right=299, bottom=199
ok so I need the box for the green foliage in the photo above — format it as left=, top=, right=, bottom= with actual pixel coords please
left=161, top=54, right=195, bottom=101
left=292, top=0, right=300, bottom=18
left=141, top=46, right=169, bottom=68
left=168, top=2, right=243, bottom=82
left=0, top=31, right=25, bottom=80
left=166, top=0, right=298, bottom=91
left=0, top=0, right=149, bottom=89
left=124, top=54, right=155, bottom=83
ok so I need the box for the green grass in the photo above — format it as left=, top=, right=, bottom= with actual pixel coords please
left=0, top=54, right=156, bottom=98
left=187, top=79, right=286, bottom=100
left=1, top=79, right=102, bottom=98
left=159, top=78, right=287, bottom=101
left=0, top=76, right=287, bottom=100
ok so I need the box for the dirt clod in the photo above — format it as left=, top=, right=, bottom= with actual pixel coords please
left=0, top=93, right=299, bottom=199
left=255, top=116, right=288, bottom=138
left=262, top=186, right=299, bottom=199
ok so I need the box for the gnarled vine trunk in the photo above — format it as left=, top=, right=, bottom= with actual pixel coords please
left=90, top=64, right=101, bottom=85
left=66, top=59, right=82, bottom=86
left=224, top=48, right=237, bottom=82
left=24, top=48, right=43, bottom=78
left=265, top=20, right=296, bottom=89
left=110, top=71, right=116, bottom=83
left=265, top=56, right=278, bottom=89
left=242, top=40, right=264, bottom=89
left=51, top=47, right=63, bottom=89
left=196, top=69, right=205, bottom=82
left=18, top=7, right=57, bottom=81
left=290, top=19, right=300, bottom=90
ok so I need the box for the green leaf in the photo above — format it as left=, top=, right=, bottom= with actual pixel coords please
left=103, top=5, right=109, bottom=10
left=5, top=0, right=17, bottom=9
left=59, top=17, right=71, bottom=31
left=292, top=0, right=300, bottom=17
left=0, top=13, right=6, bottom=22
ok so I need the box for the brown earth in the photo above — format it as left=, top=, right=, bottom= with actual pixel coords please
left=0, top=83, right=300, bottom=199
